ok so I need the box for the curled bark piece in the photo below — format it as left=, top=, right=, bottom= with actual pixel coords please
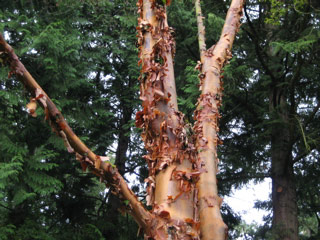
left=59, top=130, right=74, bottom=153
left=26, top=99, right=37, bottom=117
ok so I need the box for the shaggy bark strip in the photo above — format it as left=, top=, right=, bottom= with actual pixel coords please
left=136, top=0, right=199, bottom=238
left=194, top=0, right=245, bottom=239
left=0, top=33, right=155, bottom=234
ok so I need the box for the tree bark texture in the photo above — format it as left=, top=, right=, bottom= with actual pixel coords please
left=136, top=0, right=198, bottom=238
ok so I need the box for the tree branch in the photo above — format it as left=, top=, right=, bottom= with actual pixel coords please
left=194, top=0, right=245, bottom=239
left=220, top=173, right=270, bottom=183
left=292, top=101, right=320, bottom=164
left=0, top=203, right=13, bottom=211
left=0, top=33, right=154, bottom=233
left=305, top=101, right=320, bottom=127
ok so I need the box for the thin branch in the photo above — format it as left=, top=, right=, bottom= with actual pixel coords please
left=220, top=173, right=270, bottom=183
left=98, top=191, right=109, bottom=218
left=293, top=151, right=312, bottom=164
left=305, top=101, right=320, bottom=127
left=0, top=203, right=13, bottom=211
left=129, top=170, right=145, bottom=179
left=195, top=0, right=207, bottom=62
left=244, top=4, right=277, bottom=82
left=292, top=102, right=320, bottom=163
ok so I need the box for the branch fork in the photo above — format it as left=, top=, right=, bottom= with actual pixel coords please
left=0, top=0, right=245, bottom=239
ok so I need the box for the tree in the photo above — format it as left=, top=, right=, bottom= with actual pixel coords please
left=216, top=1, right=320, bottom=239
left=0, top=0, right=245, bottom=239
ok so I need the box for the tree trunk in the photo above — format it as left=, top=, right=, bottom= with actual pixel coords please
left=270, top=89, right=299, bottom=240
left=115, top=104, right=133, bottom=176
left=136, top=1, right=197, bottom=238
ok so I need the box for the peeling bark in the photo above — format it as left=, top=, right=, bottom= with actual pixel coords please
left=194, top=1, right=245, bottom=239
left=0, top=0, right=245, bottom=238
left=136, top=1, right=199, bottom=238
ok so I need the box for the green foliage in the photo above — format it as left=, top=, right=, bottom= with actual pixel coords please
left=177, top=59, right=200, bottom=119
left=206, top=13, right=225, bottom=42
left=0, top=225, right=16, bottom=240
left=220, top=0, right=320, bottom=238
left=299, top=214, right=319, bottom=239
left=270, top=29, right=320, bottom=54
left=265, top=0, right=313, bottom=25
left=265, top=0, right=288, bottom=25
left=0, top=0, right=142, bottom=239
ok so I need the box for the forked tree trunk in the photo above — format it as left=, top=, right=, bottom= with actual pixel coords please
left=136, top=0, right=244, bottom=239
left=0, top=0, right=244, bottom=239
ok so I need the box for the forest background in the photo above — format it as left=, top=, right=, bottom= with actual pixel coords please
left=0, top=0, right=319, bottom=239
